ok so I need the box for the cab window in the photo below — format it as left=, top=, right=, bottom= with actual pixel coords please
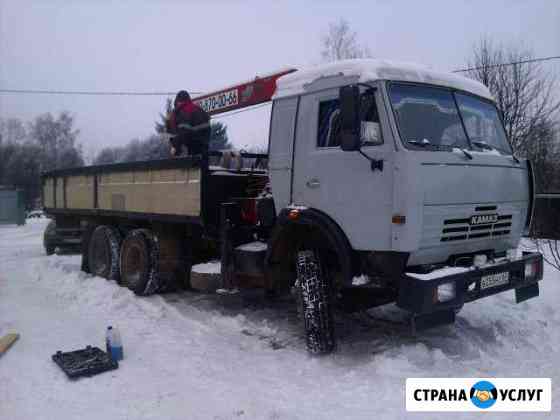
left=317, top=99, right=341, bottom=147
left=317, top=89, right=383, bottom=148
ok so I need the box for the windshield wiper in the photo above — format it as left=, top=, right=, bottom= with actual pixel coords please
left=471, top=138, right=519, bottom=162
left=458, top=148, right=473, bottom=160
left=472, top=140, right=493, bottom=150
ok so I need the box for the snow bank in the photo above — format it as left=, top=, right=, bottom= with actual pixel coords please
left=191, top=260, right=221, bottom=274
left=236, top=241, right=268, bottom=252
left=406, top=266, right=472, bottom=280
left=351, top=275, right=371, bottom=286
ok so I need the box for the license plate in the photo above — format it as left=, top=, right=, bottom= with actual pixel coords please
left=481, top=271, right=510, bottom=290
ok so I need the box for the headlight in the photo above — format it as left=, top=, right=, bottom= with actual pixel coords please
left=437, top=282, right=456, bottom=302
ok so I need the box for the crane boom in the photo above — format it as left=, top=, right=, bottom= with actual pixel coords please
left=192, top=68, right=297, bottom=116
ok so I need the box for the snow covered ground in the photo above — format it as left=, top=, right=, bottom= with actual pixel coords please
left=1, top=219, right=559, bottom=419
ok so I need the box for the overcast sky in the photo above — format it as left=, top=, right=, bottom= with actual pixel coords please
left=1, top=0, right=558, bottom=159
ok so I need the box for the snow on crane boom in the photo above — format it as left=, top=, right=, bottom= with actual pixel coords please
left=192, top=68, right=297, bottom=116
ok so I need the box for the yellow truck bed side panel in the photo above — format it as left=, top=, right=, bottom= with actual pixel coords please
left=66, top=175, right=94, bottom=209
left=97, top=168, right=200, bottom=216
left=43, top=179, right=54, bottom=208
left=55, top=179, right=64, bottom=207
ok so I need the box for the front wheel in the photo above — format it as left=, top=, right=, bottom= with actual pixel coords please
left=295, top=250, right=336, bottom=355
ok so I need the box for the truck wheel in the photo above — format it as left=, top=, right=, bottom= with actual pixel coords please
left=120, top=229, right=159, bottom=295
left=88, top=225, right=122, bottom=281
left=295, top=250, right=336, bottom=355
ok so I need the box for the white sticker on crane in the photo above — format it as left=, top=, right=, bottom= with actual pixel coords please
left=195, top=89, right=239, bottom=113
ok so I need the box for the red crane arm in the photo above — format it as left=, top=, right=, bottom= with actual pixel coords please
left=192, top=68, right=297, bottom=116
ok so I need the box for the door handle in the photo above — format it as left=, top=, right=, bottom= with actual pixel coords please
left=306, top=178, right=320, bottom=188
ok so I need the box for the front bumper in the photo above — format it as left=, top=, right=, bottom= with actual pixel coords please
left=397, top=252, right=544, bottom=314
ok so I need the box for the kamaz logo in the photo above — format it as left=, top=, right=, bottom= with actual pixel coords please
left=470, top=214, right=499, bottom=225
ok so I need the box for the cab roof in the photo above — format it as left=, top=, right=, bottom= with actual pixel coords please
left=273, top=59, right=493, bottom=101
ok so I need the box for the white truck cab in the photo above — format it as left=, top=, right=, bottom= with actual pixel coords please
left=270, top=60, right=529, bottom=263
left=266, top=60, right=542, bottom=352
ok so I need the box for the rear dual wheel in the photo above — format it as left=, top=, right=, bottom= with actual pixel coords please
left=86, top=225, right=186, bottom=295
left=119, top=229, right=160, bottom=295
left=88, top=225, right=122, bottom=281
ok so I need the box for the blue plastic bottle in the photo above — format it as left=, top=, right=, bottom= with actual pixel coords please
left=106, top=326, right=124, bottom=361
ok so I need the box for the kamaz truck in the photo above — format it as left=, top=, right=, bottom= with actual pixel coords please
left=42, top=60, right=543, bottom=354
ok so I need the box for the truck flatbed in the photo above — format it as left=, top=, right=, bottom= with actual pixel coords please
left=43, top=152, right=268, bottom=230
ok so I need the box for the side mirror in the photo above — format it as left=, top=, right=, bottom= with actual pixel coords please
left=339, top=85, right=361, bottom=151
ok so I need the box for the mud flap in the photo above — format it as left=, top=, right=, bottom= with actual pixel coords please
left=515, top=283, right=539, bottom=304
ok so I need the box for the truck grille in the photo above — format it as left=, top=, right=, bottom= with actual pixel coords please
left=441, top=215, right=512, bottom=242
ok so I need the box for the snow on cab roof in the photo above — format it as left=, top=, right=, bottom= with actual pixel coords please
left=273, top=59, right=493, bottom=101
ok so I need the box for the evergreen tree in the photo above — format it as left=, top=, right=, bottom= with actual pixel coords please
left=209, top=121, right=232, bottom=151
left=154, top=98, right=232, bottom=151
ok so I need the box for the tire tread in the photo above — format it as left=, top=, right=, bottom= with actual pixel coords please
left=296, top=250, right=336, bottom=355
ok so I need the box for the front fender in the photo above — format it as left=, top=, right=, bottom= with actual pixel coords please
left=267, top=207, right=356, bottom=286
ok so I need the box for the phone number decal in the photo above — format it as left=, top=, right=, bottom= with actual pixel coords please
left=195, top=89, right=238, bottom=113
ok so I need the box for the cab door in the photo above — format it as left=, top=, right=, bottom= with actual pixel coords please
left=291, top=84, right=395, bottom=251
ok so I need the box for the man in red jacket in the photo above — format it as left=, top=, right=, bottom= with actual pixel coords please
left=166, top=90, right=211, bottom=156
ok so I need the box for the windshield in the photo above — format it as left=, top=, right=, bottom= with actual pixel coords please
left=455, top=93, right=512, bottom=154
left=389, top=84, right=469, bottom=149
left=389, top=83, right=512, bottom=155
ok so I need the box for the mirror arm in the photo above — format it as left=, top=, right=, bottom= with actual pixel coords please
left=358, top=149, right=384, bottom=172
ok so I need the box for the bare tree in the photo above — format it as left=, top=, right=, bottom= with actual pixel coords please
left=0, top=117, right=27, bottom=144
left=29, top=112, right=83, bottom=171
left=321, top=19, right=372, bottom=62
left=525, top=120, right=560, bottom=192
left=465, top=37, right=560, bottom=154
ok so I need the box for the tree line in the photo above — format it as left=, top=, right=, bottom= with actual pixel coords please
left=0, top=112, right=84, bottom=209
